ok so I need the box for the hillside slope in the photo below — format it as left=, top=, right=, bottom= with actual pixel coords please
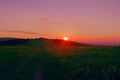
left=0, top=38, right=120, bottom=80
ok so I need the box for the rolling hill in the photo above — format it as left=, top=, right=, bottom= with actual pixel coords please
left=0, top=37, right=120, bottom=80
left=0, top=37, right=103, bottom=47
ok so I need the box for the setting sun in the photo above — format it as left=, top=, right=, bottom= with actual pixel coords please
left=63, top=37, right=69, bottom=41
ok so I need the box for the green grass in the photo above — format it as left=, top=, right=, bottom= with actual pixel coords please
left=0, top=46, right=41, bottom=80
left=0, top=41, right=120, bottom=80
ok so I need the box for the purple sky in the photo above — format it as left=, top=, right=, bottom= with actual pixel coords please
left=0, top=0, right=120, bottom=45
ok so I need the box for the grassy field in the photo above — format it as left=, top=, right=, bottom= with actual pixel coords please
left=0, top=39, right=120, bottom=80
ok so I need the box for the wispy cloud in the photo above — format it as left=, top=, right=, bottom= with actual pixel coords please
left=39, top=18, right=62, bottom=25
left=39, top=18, right=79, bottom=28
left=6, top=30, right=48, bottom=36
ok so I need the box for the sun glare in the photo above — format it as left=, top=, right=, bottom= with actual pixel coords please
left=63, top=37, right=69, bottom=41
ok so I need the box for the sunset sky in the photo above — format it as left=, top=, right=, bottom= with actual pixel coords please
left=0, top=0, right=120, bottom=45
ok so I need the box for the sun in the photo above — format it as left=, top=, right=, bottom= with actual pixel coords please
left=63, top=37, right=69, bottom=41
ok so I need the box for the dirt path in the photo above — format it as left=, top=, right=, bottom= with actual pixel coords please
left=33, top=42, right=46, bottom=80
left=33, top=63, right=42, bottom=80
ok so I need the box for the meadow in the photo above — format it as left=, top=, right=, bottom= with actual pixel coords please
left=0, top=39, right=120, bottom=80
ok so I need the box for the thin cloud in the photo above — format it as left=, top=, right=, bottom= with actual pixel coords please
left=6, top=30, right=48, bottom=36
left=40, top=18, right=62, bottom=25
left=39, top=18, right=79, bottom=27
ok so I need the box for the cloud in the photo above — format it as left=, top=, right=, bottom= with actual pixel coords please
left=6, top=30, right=48, bottom=36
left=39, top=18, right=62, bottom=25
left=39, top=18, right=79, bottom=28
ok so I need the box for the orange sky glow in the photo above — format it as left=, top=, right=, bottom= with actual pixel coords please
left=0, top=0, right=120, bottom=45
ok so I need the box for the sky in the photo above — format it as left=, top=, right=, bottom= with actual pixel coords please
left=0, top=0, right=120, bottom=45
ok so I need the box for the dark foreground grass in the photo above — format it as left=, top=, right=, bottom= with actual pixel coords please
left=0, top=46, right=41, bottom=80
left=0, top=45, right=120, bottom=80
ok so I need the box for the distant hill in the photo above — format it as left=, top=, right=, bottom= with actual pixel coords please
left=0, top=37, right=115, bottom=47
left=24, top=38, right=91, bottom=47
left=0, top=37, right=19, bottom=41
left=0, top=37, right=90, bottom=46
left=0, top=37, right=29, bottom=46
